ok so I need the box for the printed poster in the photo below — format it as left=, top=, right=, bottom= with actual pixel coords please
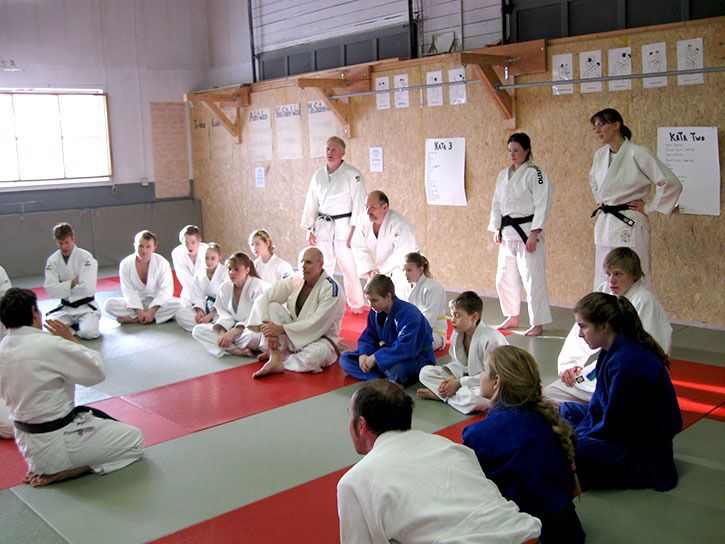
left=448, top=67, right=467, bottom=105
left=552, top=53, right=573, bottom=95
left=579, top=50, right=602, bottom=93
left=375, top=76, right=391, bottom=110
left=608, top=47, right=632, bottom=91
left=642, top=42, right=668, bottom=89
left=424, top=137, right=466, bottom=206
left=677, top=38, right=704, bottom=85
left=275, top=103, right=302, bottom=160
left=426, top=71, right=443, bottom=107
left=308, top=100, right=341, bottom=158
left=248, top=108, right=273, bottom=162
left=394, top=73, right=409, bottom=108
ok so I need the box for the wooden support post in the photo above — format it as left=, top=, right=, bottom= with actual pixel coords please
left=184, top=85, right=250, bottom=143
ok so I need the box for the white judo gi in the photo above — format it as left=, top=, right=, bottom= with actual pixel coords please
left=337, top=429, right=541, bottom=544
left=247, top=271, right=345, bottom=373
left=399, top=275, right=448, bottom=350
left=253, top=254, right=294, bottom=286
left=419, top=321, right=508, bottom=414
left=301, top=162, right=366, bottom=311
left=351, top=209, right=419, bottom=298
left=589, top=140, right=682, bottom=288
left=0, top=265, right=11, bottom=438
left=488, top=161, right=553, bottom=326
left=104, top=253, right=183, bottom=323
left=175, top=264, right=227, bottom=332
left=0, top=326, right=143, bottom=475
left=544, top=279, right=673, bottom=403
left=171, top=242, right=209, bottom=303
left=191, top=277, right=269, bottom=357
left=43, top=246, right=101, bottom=339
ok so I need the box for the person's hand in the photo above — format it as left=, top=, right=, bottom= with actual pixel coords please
left=44, top=319, right=77, bottom=342
left=627, top=199, right=646, bottom=214
left=260, top=320, right=284, bottom=337
left=525, top=230, right=539, bottom=253
left=139, top=307, right=159, bottom=324
left=70, top=277, right=79, bottom=288
left=346, top=228, right=355, bottom=249
left=195, top=308, right=206, bottom=323
left=359, top=354, right=377, bottom=372
left=199, top=312, right=215, bottom=324
left=438, top=377, right=461, bottom=398
left=560, top=367, right=583, bottom=387
left=493, top=232, right=501, bottom=244
left=307, top=230, right=317, bottom=245
left=218, top=327, right=241, bottom=348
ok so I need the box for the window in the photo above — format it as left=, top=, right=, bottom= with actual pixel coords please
left=0, top=89, right=112, bottom=188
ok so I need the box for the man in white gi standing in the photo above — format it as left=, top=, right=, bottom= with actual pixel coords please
left=337, top=379, right=541, bottom=543
left=301, top=136, right=366, bottom=314
left=352, top=190, right=419, bottom=298
left=249, top=247, right=345, bottom=378
left=43, top=223, right=101, bottom=339
left=0, top=288, right=144, bottom=486
left=0, top=264, right=12, bottom=439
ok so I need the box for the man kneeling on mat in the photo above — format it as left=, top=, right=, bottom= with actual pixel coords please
left=0, top=288, right=144, bottom=487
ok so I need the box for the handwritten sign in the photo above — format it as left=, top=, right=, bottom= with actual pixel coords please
left=424, top=138, right=466, bottom=206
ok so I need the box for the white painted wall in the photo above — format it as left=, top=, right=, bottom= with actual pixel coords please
left=206, top=0, right=254, bottom=87
left=0, top=0, right=209, bottom=186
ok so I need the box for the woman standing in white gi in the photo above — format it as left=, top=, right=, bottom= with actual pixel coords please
left=488, top=133, right=553, bottom=336
left=588, top=108, right=682, bottom=288
left=400, top=252, right=448, bottom=350
left=192, top=252, right=269, bottom=357
left=248, top=229, right=294, bottom=285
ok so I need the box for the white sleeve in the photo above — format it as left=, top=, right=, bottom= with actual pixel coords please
left=56, top=339, right=106, bottom=386
left=247, top=277, right=296, bottom=327
left=0, top=266, right=10, bottom=297
left=44, top=256, right=71, bottom=299
left=557, top=323, right=597, bottom=373
left=72, top=255, right=98, bottom=299
left=634, top=147, right=682, bottom=215
left=379, top=217, right=418, bottom=275
left=349, top=170, right=367, bottom=228
left=283, top=280, right=341, bottom=346
left=351, top=225, right=376, bottom=275
left=214, top=287, right=236, bottom=331
left=119, top=258, right=143, bottom=309
left=150, top=257, right=174, bottom=308
left=529, top=167, right=553, bottom=231
left=171, top=246, right=194, bottom=292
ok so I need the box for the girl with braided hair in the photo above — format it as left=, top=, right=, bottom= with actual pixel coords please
left=463, top=345, right=585, bottom=544
left=560, top=292, right=682, bottom=492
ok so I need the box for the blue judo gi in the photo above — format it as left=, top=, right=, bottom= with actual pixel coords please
left=340, top=297, right=435, bottom=386
left=463, top=405, right=585, bottom=544
left=560, top=334, right=682, bottom=491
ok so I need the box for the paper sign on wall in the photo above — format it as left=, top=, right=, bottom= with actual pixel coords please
left=642, top=42, right=668, bottom=88
left=608, top=47, right=632, bottom=91
left=448, top=67, right=466, bottom=105
left=375, top=77, right=390, bottom=110
left=369, top=147, right=383, bottom=172
left=579, top=50, right=602, bottom=93
left=677, top=38, right=704, bottom=86
left=249, top=108, right=273, bottom=161
left=552, top=54, right=573, bottom=95
left=657, top=127, right=719, bottom=216
left=424, top=137, right=466, bottom=206
left=394, top=74, right=409, bottom=108
left=275, top=103, right=302, bottom=160
left=426, top=71, right=443, bottom=107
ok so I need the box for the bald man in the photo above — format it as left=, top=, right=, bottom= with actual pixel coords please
left=248, top=247, right=346, bottom=378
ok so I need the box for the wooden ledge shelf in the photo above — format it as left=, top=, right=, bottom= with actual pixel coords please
left=185, top=85, right=251, bottom=143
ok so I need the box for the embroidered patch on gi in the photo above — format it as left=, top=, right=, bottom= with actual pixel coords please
left=326, top=276, right=339, bottom=297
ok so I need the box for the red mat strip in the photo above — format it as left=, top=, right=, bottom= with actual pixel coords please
left=150, top=414, right=485, bottom=544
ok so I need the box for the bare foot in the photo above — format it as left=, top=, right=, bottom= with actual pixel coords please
left=26, top=466, right=91, bottom=487
left=228, top=348, right=255, bottom=357
left=117, top=316, right=139, bottom=324
left=253, top=359, right=284, bottom=378
left=524, top=325, right=543, bottom=336
left=416, top=388, right=438, bottom=400
left=497, top=316, right=519, bottom=329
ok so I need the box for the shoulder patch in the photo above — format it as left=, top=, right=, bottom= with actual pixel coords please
left=326, top=276, right=339, bottom=297
left=355, top=175, right=361, bottom=183
left=529, top=164, right=544, bottom=185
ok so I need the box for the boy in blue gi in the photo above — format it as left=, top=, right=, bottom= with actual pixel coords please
left=340, top=274, right=435, bottom=386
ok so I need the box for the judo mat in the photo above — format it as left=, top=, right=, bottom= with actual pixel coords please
left=1, top=278, right=724, bottom=543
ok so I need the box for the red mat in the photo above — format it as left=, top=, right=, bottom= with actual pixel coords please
left=150, top=414, right=483, bottom=544
left=670, top=359, right=725, bottom=428
left=31, top=272, right=182, bottom=301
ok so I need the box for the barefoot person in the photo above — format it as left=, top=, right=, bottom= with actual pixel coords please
left=0, top=288, right=144, bottom=487
left=43, top=223, right=101, bottom=339
left=488, top=133, right=553, bottom=336
left=340, top=274, right=435, bottom=387
left=337, top=379, right=541, bottom=543
left=104, top=230, right=183, bottom=325
left=191, top=252, right=268, bottom=357
left=417, top=291, right=507, bottom=413
left=248, top=247, right=345, bottom=378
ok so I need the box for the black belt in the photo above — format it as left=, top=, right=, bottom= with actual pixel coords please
left=317, top=212, right=352, bottom=221
left=499, top=214, right=534, bottom=244
left=591, top=204, right=635, bottom=227
left=13, top=405, right=117, bottom=434
left=47, top=296, right=98, bottom=315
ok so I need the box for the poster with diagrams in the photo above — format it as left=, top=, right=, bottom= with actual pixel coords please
left=657, top=126, right=719, bottom=215
left=448, top=67, right=467, bottom=105
left=579, top=50, right=602, bottom=93
left=677, top=37, right=704, bottom=85
left=426, top=71, right=443, bottom=107
left=249, top=108, right=273, bottom=162
left=642, top=42, right=668, bottom=88
left=394, top=73, right=409, bottom=108
left=552, top=53, right=573, bottom=95
left=608, top=47, right=632, bottom=91
left=274, top=103, right=302, bottom=160
left=307, top=100, right=340, bottom=158
left=424, top=137, right=466, bottom=206
left=375, top=76, right=391, bottom=110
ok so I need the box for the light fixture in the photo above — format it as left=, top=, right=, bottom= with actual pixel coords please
left=1, top=59, right=24, bottom=72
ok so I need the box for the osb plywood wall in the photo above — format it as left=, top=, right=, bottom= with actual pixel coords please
left=190, top=17, right=724, bottom=327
